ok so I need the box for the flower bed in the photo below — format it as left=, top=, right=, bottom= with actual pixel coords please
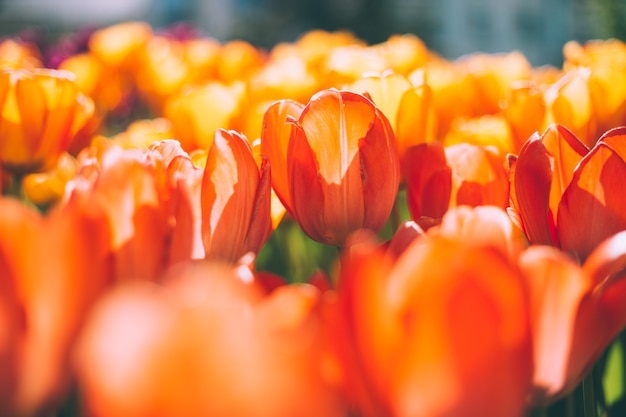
left=1, top=21, right=626, bottom=417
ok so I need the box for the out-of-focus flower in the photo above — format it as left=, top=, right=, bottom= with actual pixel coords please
left=59, top=52, right=130, bottom=115
left=404, top=141, right=508, bottom=227
left=74, top=260, right=346, bottom=417
left=329, top=225, right=532, bottom=417
left=563, top=39, right=626, bottom=138
left=544, top=68, right=597, bottom=147
left=216, top=40, right=266, bottom=84
left=442, top=114, right=515, bottom=155
left=134, top=35, right=221, bottom=111
left=261, top=89, right=400, bottom=246
left=248, top=44, right=320, bottom=104
left=347, top=71, right=437, bottom=162
left=422, top=52, right=532, bottom=137
left=374, top=34, right=429, bottom=76
left=520, top=231, right=626, bottom=403
left=501, top=82, right=548, bottom=151
left=0, top=195, right=113, bottom=416
left=0, top=39, right=42, bottom=69
left=164, top=81, right=246, bottom=151
left=0, top=68, right=96, bottom=174
left=66, top=144, right=185, bottom=280
left=104, top=117, right=174, bottom=150
left=200, top=129, right=272, bottom=262
left=508, top=124, right=626, bottom=261
left=21, top=152, right=77, bottom=207
left=88, top=21, right=152, bottom=72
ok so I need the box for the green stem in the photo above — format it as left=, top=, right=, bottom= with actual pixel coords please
left=583, top=372, right=598, bottom=417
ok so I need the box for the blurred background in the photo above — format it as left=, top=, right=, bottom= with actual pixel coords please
left=1, top=0, right=625, bottom=66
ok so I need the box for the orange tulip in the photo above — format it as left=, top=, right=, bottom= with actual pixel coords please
left=0, top=195, right=113, bottom=416
left=146, top=130, right=272, bottom=263
left=261, top=89, right=400, bottom=246
left=404, top=141, right=508, bottom=227
left=88, top=21, right=152, bottom=72
left=508, top=124, right=626, bottom=261
left=347, top=71, right=437, bottom=161
left=520, top=231, right=626, bottom=403
left=74, top=260, right=346, bottom=417
left=21, top=152, right=77, bottom=207
left=0, top=68, right=95, bottom=174
left=200, top=129, right=272, bottom=261
left=563, top=39, right=626, bottom=138
left=0, top=39, right=42, bottom=69
left=164, top=80, right=245, bottom=151
left=330, top=228, right=532, bottom=417
left=66, top=144, right=184, bottom=280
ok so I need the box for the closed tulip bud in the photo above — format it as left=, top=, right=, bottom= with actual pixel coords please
left=201, top=129, right=272, bottom=262
left=262, top=89, right=400, bottom=246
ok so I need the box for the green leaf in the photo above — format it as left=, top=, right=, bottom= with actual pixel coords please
left=603, top=338, right=624, bottom=407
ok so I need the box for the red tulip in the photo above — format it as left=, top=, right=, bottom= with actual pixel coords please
left=404, top=141, right=508, bottom=227
left=509, top=124, right=626, bottom=260
left=261, top=88, right=400, bottom=246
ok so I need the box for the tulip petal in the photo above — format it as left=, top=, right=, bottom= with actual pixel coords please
left=403, top=142, right=452, bottom=221
left=518, top=246, right=590, bottom=402
left=558, top=141, right=626, bottom=261
left=510, top=133, right=555, bottom=245
left=260, top=99, right=304, bottom=214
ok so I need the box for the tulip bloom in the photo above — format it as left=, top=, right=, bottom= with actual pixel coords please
left=74, top=260, right=346, bottom=417
left=330, top=227, right=532, bottom=417
left=520, top=231, right=626, bottom=403
left=0, top=69, right=95, bottom=174
left=146, top=130, right=272, bottom=263
left=403, top=141, right=508, bottom=227
left=347, top=71, right=437, bottom=162
left=164, top=81, right=245, bottom=151
left=509, top=124, right=626, bottom=261
left=261, top=89, right=400, bottom=246
left=200, top=129, right=272, bottom=261
left=0, top=196, right=113, bottom=416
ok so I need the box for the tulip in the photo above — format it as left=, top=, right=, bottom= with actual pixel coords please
left=146, top=130, right=273, bottom=263
left=65, top=145, right=181, bottom=280
left=21, top=152, right=77, bottom=207
left=164, top=80, right=245, bottom=151
left=404, top=141, right=508, bottom=227
left=200, top=129, right=272, bottom=262
left=88, top=21, right=152, bottom=72
left=508, top=124, right=626, bottom=261
left=347, top=71, right=437, bottom=162
left=0, top=195, right=113, bottom=416
left=0, top=39, right=42, bottom=69
left=261, top=88, right=400, bottom=246
left=134, top=35, right=221, bottom=111
left=520, top=231, right=626, bottom=403
left=563, top=39, right=626, bottom=138
left=0, top=68, right=96, bottom=174
left=74, top=260, right=346, bottom=417
left=330, top=227, right=533, bottom=417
